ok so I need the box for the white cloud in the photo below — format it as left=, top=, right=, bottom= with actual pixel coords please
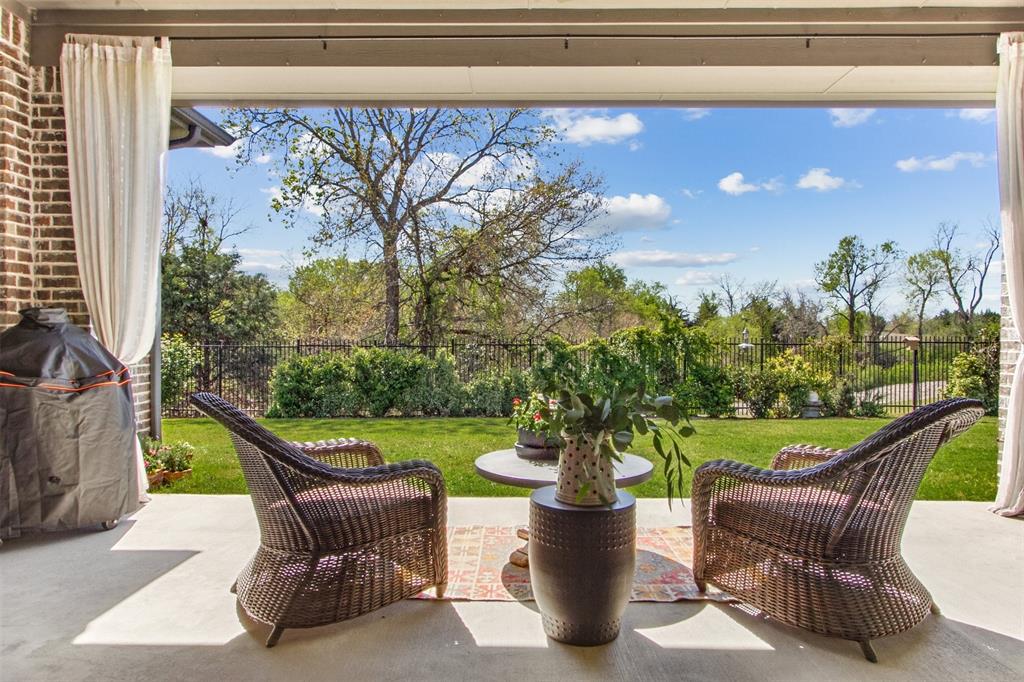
left=717, top=172, right=782, bottom=196
left=203, top=139, right=244, bottom=159
left=261, top=185, right=325, bottom=217
left=639, top=235, right=654, bottom=243
left=828, top=108, right=877, bottom=127
left=895, top=152, right=989, bottom=172
left=681, top=108, right=710, bottom=121
left=224, top=247, right=295, bottom=283
left=681, top=188, right=703, bottom=199
left=675, top=271, right=718, bottom=287
left=542, top=109, right=644, bottom=146
left=202, top=139, right=270, bottom=163
left=628, top=140, right=642, bottom=152
left=611, top=250, right=738, bottom=268
left=796, top=167, right=856, bottom=192
left=749, top=246, right=761, bottom=252
left=957, top=108, right=995, bottom=123
left=590, top=193, right=671, bottom=233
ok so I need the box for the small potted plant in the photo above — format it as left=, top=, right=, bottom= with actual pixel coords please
left=509, top=394, right=560, bottom=460
left=141, top=440, right=165, bottom=487
left=540, top=384, right=694, bottom=506
left=141, top=438, right=197, bottom=486
left=160, top=442, right=196, bottom=483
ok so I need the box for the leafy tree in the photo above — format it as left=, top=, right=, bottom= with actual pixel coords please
left=549, top=262, right=680, bottom=338
left=903, top=249, right=946, bottom=338
left=224, top=107, right=605, bottom=344
left=278, top=257, right=385, bottom=340
left=403, top=162, right=607, bottom=344
left=694, top=291, right=721, bottom=325
left=161, top=246, right=280, bottom=344
left=160, top=179, right=279, bottom=345
left=931, top=221, right=1000, bottom=338
left=776, top=289, right=826, bottom=339
left=814, top=235, right=900, bottom=340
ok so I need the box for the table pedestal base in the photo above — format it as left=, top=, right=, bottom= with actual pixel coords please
left=528, top=486, right=636, bottom=646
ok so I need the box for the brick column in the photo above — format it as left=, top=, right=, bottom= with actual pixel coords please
left=0, top=7, right=33, bottom=328
left=0, top=6, right=153, bottom=435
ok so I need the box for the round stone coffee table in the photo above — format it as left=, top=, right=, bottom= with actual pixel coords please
left=474, top=449, right=653, bottom=489
left=474, top=449, right=653, bottom=567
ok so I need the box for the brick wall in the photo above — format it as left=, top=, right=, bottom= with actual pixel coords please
left=30, top=65, right=89, bottom=327
left=1000, top=266, right=1021, bottom=459
left=0, top=6, right=153, bottom=435
left=0, top=7, right=33, bottom=328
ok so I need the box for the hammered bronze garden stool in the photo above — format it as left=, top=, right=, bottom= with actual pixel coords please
left=189, top=392, right=448, bottom=647
left=691, top=398, right=984, bottom=662
left=528, top=486, right=636, bottom=646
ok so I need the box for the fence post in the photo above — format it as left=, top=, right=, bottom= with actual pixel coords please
left=217, top=341, right=225, bottom=397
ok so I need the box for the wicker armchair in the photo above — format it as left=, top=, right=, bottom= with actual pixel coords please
left=692, top=398, right=984, bottom=662
left=189, top=392, right=447, bottom=647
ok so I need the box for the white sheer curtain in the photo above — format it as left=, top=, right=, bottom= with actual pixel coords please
left=61, top=34, right=172, bottom=500
left=61, top=34, right=170, bottom=364
left=993, top=32, right=1024, bottom=517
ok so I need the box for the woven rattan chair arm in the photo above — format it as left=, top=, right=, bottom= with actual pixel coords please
left=693, top=458, right=837, bottom=491
left=290, top=438, right=385, bottom=468
left=771, top=445, right=843, bottom=470
left=308, top=458, right=446, bottom=491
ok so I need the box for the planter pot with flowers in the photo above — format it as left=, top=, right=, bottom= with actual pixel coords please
left=142, top=438, right=197, bottom=487
left=527, top=382, right=694, bottom=645
left=508, top=394, right=560, bottom=460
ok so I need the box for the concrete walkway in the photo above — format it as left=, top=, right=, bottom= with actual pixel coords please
left=2, top=495, right=1022, bottom=681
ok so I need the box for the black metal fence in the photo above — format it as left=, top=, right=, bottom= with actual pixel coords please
left=163, top=336, right=975, bottom=418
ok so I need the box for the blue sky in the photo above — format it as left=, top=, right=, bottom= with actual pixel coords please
left=168, top=106, right=1000, bottom=315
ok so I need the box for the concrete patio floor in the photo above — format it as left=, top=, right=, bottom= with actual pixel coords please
left=2, top=495, right=1022, bottom=682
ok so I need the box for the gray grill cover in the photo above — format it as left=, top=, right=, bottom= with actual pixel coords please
left=0, top=308, right=140, bottom=539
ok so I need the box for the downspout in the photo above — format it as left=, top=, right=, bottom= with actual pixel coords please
left=168, top=123, right=201, bottom=150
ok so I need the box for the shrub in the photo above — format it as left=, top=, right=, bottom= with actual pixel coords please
left=676, top=364, right=734, bottom=418
left=821, top=377, right=857, bottom=417
left=463, top=368, right=530, bottom=417
left=141, top=437, right=198, bottom=472
left=768, top=350, right=831, bottom=418
left=734, top=350, right=830, bottom=418
left=529, top=336, right=582, bottom=390
left=855, top=393, right=887, bottom=418
left=160, top=334, right=201, bottom=408
left=733, top=366, right=781, bottom=419
left=396, top=351, right=464, bottom=416
left=346, top=347, right=426, bottom=417
left=945, top=341, right=999, bottom=414
left=267, top=352, right=354, bottom=418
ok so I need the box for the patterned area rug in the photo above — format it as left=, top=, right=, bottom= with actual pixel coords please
left=415, top=525, right=734, bottom=602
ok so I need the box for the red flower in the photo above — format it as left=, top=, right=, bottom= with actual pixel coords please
left=533, top=412, right=542, bottom=422
left=512, top=397, right=522, bottom=406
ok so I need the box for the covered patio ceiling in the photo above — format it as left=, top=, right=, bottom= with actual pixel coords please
left=19, top=0, right=1023, bottom=106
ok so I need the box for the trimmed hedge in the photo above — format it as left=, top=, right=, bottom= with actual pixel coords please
left=268, top=348, right=528, bottom=418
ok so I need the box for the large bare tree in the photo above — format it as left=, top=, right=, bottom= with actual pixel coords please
left=162, top=177, right=248, bottom=254
left=224, top=107, right=606, bottom=343
left=931, top=221, right=1000, bottom=337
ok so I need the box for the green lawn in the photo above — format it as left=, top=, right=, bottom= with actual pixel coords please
left=160, top=415, right=998, bottom=500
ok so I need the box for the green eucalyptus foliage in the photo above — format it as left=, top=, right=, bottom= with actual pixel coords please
left=539, top=380, right=694, bottom=505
